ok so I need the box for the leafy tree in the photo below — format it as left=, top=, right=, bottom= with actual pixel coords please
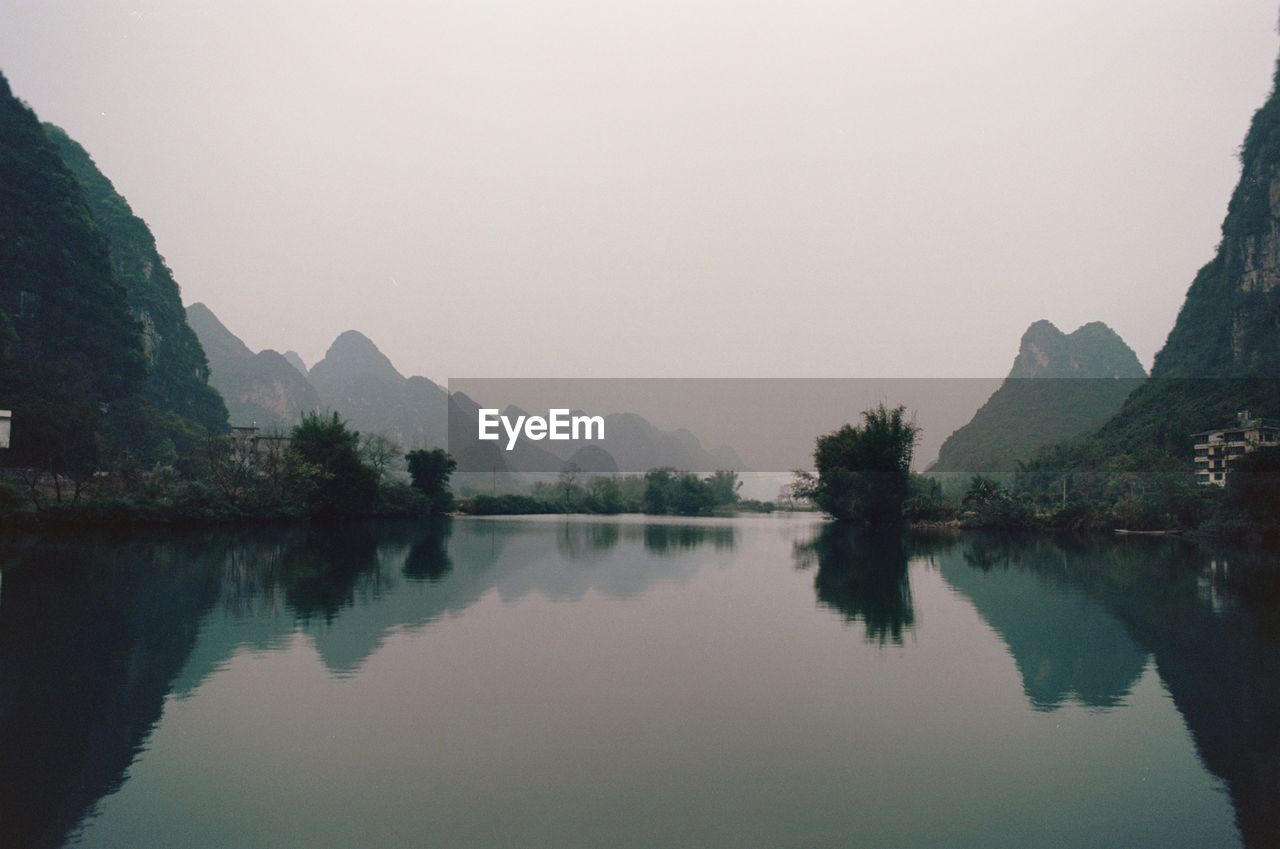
left=962, top=476, right=1004, bottom=509
left=903, top=473, right=952, bottom=522
left=1, top=361, right=101, bottom=506
left=810, top=404, right=919, bottom=526
left=586, top=476, right=626, bottom=514
left=289, top=412, right=378, bottom=514
left=406, top=447, right=457, bottom=515
left=1217, top=446, right=1280, bottom=534
left=671, top=473, right=716, bottom=516
left=101, top=394, right=206, bottom=474
left=705, top=470, right=742, bottom=506
left=643, top=468, right=675, bottom=514
left=642, top=468, right=718, bottom=516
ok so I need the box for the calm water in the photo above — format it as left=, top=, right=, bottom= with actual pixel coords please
left=1, top=515, right=1278, bottom=849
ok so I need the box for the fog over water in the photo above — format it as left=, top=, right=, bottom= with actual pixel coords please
left=0, top=2, right=1276, bottom=379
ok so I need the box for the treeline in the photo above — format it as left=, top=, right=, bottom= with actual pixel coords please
left=461, top=469, right=772, bottom=516
left=0, top=411, right=457, bottom=525
left=798, top=403, right=1280, bottom=541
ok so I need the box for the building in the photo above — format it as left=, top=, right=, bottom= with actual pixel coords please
left=0, top=410, right=10, bottom=449
left=1192, top=411, right=1280, bottom=486
left=229, top=423, right=290, bottom=462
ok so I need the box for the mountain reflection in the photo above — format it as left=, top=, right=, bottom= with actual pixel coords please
left=938, top=533, right=1150, bottom=711
left=1, top=520, right=1278, bottom=849
left=0, top=516, right=735, bottom=849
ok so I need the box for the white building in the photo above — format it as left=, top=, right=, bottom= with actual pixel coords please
left=1192, top=411, right=1280, bottom=486
left=0, top=410, right=10, bottom=450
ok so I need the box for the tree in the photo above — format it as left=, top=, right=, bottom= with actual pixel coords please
left=406, top=448, right=457, bottom=515
left=586, top=476, right=626, bottom=514
left=360, top=433, right=401, bottom=481
left=671, top=473, right=716, bottom=515
left=1219, top=446, right=1280, bottom=532
left=705, top=470, right=741, bottom=506
left=809, top=404, right=919, bottom=526
left=962, top=476, right=1003, bottom=509
left=642, top=468, right=718, bottom=516
left=903, top=473, right=952, bottom=522
left=289, top=411, right=378, bottom=514
left=643, top=468, right=676, bottom=514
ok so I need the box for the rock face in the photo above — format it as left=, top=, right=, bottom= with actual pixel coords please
left=931, top=321, right=1145, bottom=474
left=1084, top=58, right=1280, bottom=456
left=1009, top=320, right=1146, bottom=379
left=283, top=351, right=308, bottom=376
left=1154, top=62, right=1280, bottom=378
left=186, top=303, right=322, bottom=429
left=43, top=124, right=228, bottom=432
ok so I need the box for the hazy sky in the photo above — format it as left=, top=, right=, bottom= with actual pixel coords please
left=1, top=1, right=1276, bottom=381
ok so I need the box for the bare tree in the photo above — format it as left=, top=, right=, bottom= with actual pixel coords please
left=361, top=433, right=402, bottom=482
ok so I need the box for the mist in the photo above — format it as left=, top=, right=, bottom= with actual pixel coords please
left=1, top=1, right=1275, bottom=380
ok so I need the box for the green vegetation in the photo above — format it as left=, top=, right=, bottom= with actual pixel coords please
left=456, top=468, right=753, bottom=517
left=406, top=448, right=457, bottom=515
left=0, top=72, right=146, bottom=492
left=0, top=73, right=235, bottom=515
left=798, top=404, right=919, bottom=527
left=1021, top=55, right=1280, bottom=490
left=1, top=405, right=460, bottom=524
left=43, top=124, right=229, bottom=433
left=932, top=321, right=1146, bottom=475
left=289, top=412, right=380, bottom=514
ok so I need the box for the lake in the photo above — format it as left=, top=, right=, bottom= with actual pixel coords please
left=1, top=514, right=1277, bottom=849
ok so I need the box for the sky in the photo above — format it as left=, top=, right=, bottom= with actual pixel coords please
left=1, top=1, right=1277, bottom=382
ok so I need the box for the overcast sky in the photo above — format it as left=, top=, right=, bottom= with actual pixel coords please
left=1, top=2, right=1277, bottom=381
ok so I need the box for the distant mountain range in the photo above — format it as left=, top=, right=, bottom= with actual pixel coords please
left=13, top=49, right=1279, bottom=485
left=931, top=321, right=1146, bottom=474
left=188, top=303, right=742, bottom=471
left=184, top=303, right=322, bottom=431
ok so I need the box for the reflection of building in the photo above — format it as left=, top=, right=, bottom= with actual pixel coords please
left=0, top=409, right=10, bottom=449
left=1192, top=411, right=1280, bottom=486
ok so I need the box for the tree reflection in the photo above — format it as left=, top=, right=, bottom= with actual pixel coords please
left=556, top=521, right=621, bottom=560
left=642, top=522, right=735, bottom=556
left=403, top=518, right=454, bottom=582
left=279, top=522, right=383, bottom=621
left=798, top=524, right=917, bottom=645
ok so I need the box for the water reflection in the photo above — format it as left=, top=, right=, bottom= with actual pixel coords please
left=939, top=533, right=1150, bottom=711
left=403, top=518, right=453, bottom=582
left=0, top=516, right=737, bottom=849
left=0, top=520, right=1278, bottom=848
left=795, top=524, right=920, bottom=645
left=642, top=522, right=735, bottom=556
left=0, top=532, right=224, bottom=849
left=555, top=520, right=619, bottom=559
